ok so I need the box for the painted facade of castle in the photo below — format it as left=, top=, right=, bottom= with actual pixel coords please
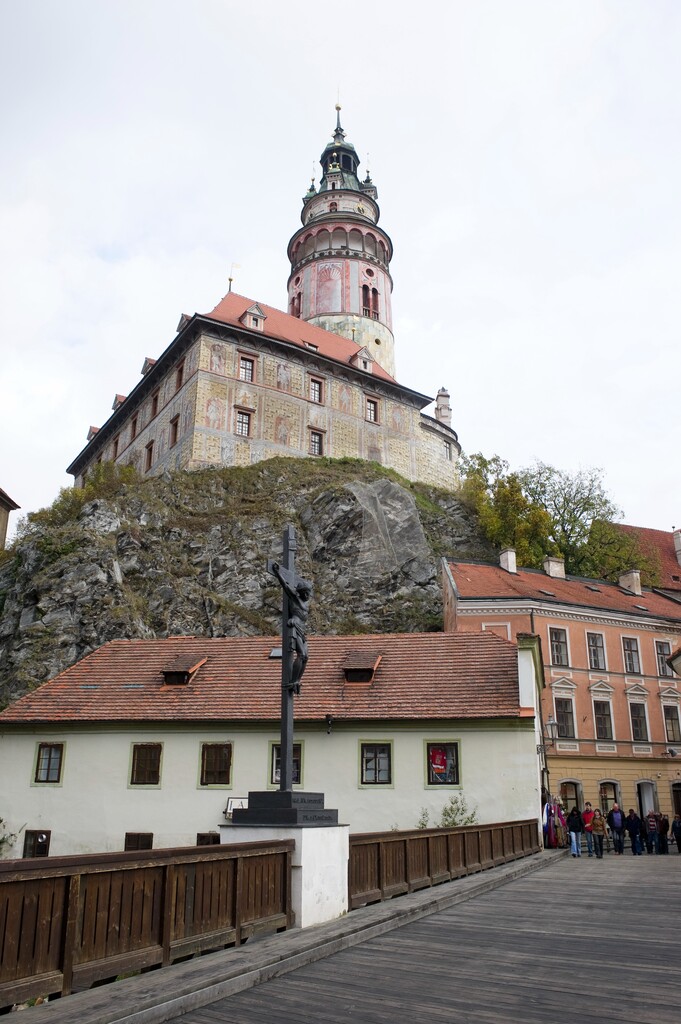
left=68, top=111, right=460, bottom=489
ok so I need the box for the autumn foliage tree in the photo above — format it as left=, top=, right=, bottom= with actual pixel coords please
left=459, top=455, right=659, bottom=584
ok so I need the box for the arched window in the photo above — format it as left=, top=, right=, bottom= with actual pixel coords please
left=365, top=234, right=377, bottom=256
left=362, top=285, right=370, bottom=317
left=316, top=229, right=330, bottom=252
left=559, top=780, right=583, bottom=811
left=349, top=229, right=363, bottom=251
left=331, top=228, right=347, bottom=249
left=371, top=288, right=379, bottom=320
left=598, top=780, right=620, bottom=814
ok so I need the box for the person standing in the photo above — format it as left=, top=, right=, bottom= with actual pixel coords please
left=566, top=806, right=585, bottom=858
left=646, top=809, right=659, bottom=854
left=625, top=808, right=642, bottom=855
left=659, top=814, right=670, bottom=854
left=582, top=801, right=596, bottom=857
left=591, top=809, right=606, bottom=858
left=671, top=814, right=681, bottom=854
left=607, top=803, right=626, bottom=855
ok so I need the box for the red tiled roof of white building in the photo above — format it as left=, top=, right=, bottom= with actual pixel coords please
left=0, top=632, right=521, bottom=724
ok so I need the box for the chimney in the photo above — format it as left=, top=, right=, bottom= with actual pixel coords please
left=499, top=548, right=517, bottom=574
left=674, top=528, right=681, bottom=568
left=434, top=388, right=452, bottom=427
left=543, top=556, right=566, bottom=579
left=619, top=569, right=642, bottom=596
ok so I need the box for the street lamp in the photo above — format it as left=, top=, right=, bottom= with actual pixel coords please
left=545, top=715, right=559, bottom=747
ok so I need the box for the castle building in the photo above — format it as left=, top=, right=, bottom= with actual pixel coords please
left=67, top=111, right=460, bottom=489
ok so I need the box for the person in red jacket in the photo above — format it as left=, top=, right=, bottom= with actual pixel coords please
left=582, top=801, right=595, bottom=857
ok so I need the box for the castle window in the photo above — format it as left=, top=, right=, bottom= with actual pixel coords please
left=309, top=431, right=324, bottom=456
left=239, top=357, right=255, bottom=382
left=144, top=440, right=154, bottom=472
left=236, top=411, right=251, bottom=437
left=130, top=415, right=138, bottom=440
left=112, top=434, right=119, bottom=459
left=151, top=391, right=159, bottom=418
left=176, top=360, right=185, bottom=392
left=252, top=317, right=259, bottom=328
left=371, top=288, right=379, bottom=320
left=594, top=700, right=613, bottom=741
left=444, top=441, right=452, bottom=461
left=550, top=628, right=569, bottom=666
left=170, top=415, right=179, bottom=447
left=366, top=398, right=379, bottom=423
left=309, top=378, right=323, bottom=404
left=362, top=284, right=370, bottom=317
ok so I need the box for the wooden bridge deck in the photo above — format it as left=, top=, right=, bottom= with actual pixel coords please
left=169, top=853, right=680, bottom=1024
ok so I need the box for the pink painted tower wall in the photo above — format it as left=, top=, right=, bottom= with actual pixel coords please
left=287, top=108, right=396, bottom=377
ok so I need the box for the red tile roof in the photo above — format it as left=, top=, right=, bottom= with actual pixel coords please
left=0, top=633, right=522, bottom=725
left=448, top=560, right=681, bottom=622
left=205, top=292, right=400, bottom=386
left=614, top=524, right=681, bottom=592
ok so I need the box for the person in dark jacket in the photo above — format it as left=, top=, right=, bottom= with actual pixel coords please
left=625, top=809, right=642, bottom=855
left=671, top=814, right=681, bottom=854
left=659, top=814, right=670, bottom=854
left=607, top=804, right=626, bottom=855
left=566, top=807, right=585, bottom=858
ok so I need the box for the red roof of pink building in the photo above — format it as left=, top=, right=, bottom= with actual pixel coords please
left=448, top=560, right=681, bottom=622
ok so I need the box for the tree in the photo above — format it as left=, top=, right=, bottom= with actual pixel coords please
left=459, top=454, right=554, bottom=569
left=459, top=455, right=657, bottom=581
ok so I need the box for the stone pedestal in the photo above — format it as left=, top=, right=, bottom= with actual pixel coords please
left=220, top=821, right=349, bottom=929
left=231, top=790, right=338, bottom=827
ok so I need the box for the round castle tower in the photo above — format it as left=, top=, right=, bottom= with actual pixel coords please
left=287, top=107, right=396, bottom=378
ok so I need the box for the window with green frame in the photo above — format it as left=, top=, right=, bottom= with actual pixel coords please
left=270, top=743, right=301, bottom=786
left=426, top=742, right=459, bottom=785
left=361, top=743, right=391, bottom=785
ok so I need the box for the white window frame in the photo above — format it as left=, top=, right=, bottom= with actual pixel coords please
left=622, top=636, right=641, bottom=674
left=628, top=700, right=649, bottom=743
left=586, top=631, right=607, bottom=671
left=592, top=697, right=615, bottom=742
left=549, top=626, right=570, bottom=667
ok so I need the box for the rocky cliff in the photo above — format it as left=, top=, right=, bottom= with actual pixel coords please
left=0, top=458, right=492, bottom=708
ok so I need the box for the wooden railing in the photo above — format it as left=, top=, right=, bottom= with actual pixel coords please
left=348, top=819, right=541, bottom=909
left=0, top=839, right=293, bottom=1010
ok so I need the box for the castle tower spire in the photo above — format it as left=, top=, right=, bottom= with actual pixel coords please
left=286, top=108, right=395, bottom=377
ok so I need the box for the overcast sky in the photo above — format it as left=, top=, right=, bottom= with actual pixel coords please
left=2, top=1, right=679, bottom=538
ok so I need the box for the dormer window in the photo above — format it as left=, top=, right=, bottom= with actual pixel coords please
left=161, top=655, right=207, bottom=686
left=343, top=652, right=382, bottom=684
left=252, top=317, right=259, bottom=328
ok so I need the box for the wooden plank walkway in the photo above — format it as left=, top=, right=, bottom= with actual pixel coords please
left=168, top=853, right=681, bottom=1024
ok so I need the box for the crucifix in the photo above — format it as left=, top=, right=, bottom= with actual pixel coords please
left=267, top=524, right=313, bottom=792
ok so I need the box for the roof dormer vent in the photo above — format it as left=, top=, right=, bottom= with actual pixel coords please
left=343, top=651, right=382, bottom=684
left=161, top=654, right=207, bottom=686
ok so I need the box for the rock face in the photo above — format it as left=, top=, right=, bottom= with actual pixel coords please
left=0, top=459, right=492, bottom=707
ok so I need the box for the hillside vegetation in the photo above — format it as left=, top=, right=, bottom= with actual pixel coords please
left=0, top=459, right=491, bottom=707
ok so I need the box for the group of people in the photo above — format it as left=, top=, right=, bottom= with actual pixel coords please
left=543, top=795, right=681, bottom=858
left=568, top=803, right=681, bottom=857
